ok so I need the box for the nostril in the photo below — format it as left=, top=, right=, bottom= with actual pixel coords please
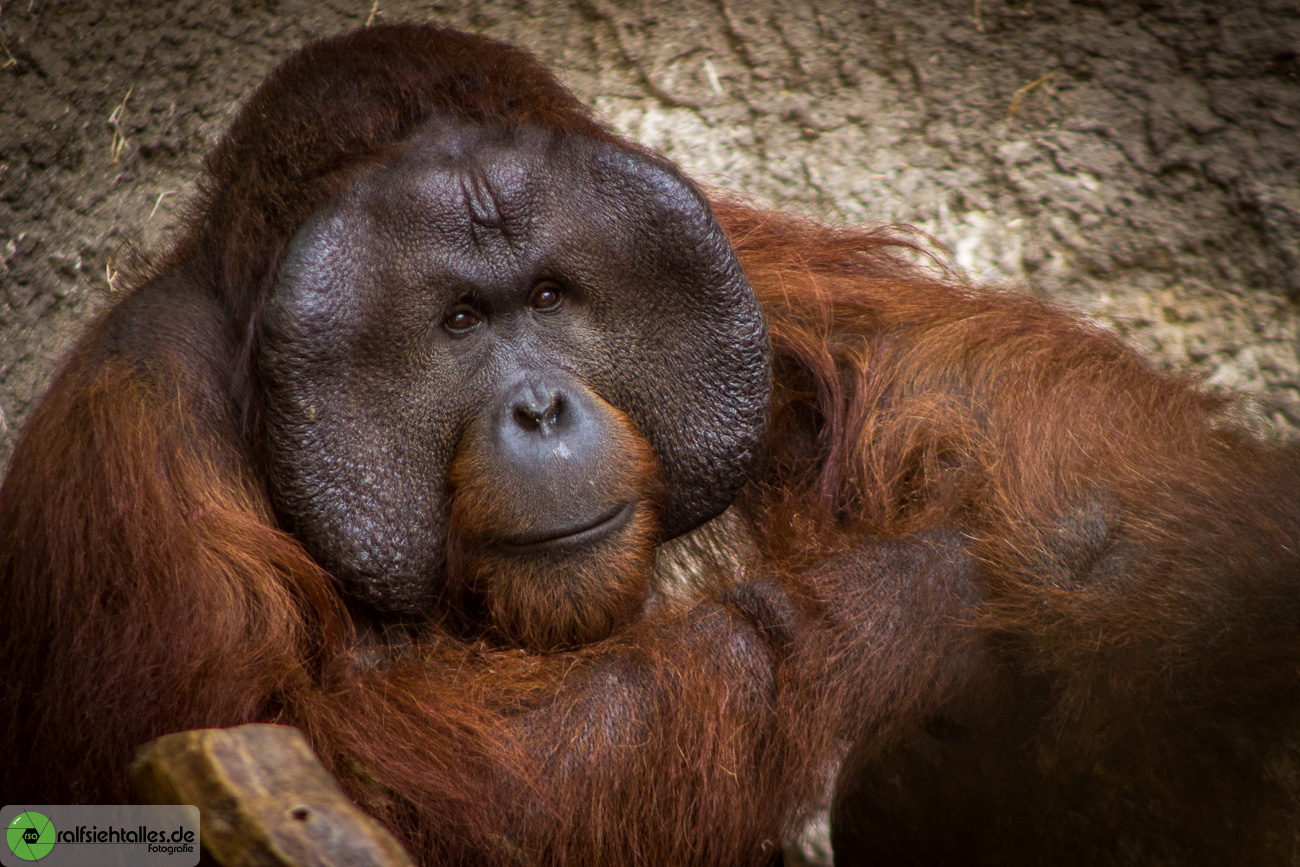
left=512, top=392, right=564, bottom=432
left=514, top=404, right=541, bottom=431
left=545, top=395, right=565, bottom=427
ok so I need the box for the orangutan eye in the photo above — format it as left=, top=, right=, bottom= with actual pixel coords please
left=530, top=283, right=563, bottom=312
left=444, top=306, right=482, bottom=334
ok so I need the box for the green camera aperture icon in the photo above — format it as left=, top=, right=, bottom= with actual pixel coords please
left=7, top=812, right=55, bottom=861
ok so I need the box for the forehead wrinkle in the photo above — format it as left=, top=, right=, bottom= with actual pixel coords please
left=359, top=147, right=553, bottom=296
left=458, top=166, right=510, bottom=251
left=409, top=154, right=538, bottom=260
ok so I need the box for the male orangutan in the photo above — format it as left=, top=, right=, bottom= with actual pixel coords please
left=2, top=22, right=1299, bottom=867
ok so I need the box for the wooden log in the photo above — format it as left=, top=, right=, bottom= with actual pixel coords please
left=131, top=724, right=416, bottom=867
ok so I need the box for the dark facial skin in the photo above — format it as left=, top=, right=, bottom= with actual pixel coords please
left=258, top=118, right=770, bottom=644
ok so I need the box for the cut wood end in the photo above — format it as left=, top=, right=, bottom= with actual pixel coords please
left=131, top=724, right=416, bottom=867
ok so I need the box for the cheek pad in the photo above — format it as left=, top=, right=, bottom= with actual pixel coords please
left=259, top=210, right=462, bottom=616
left=548, top=140, right=772, bottom=538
